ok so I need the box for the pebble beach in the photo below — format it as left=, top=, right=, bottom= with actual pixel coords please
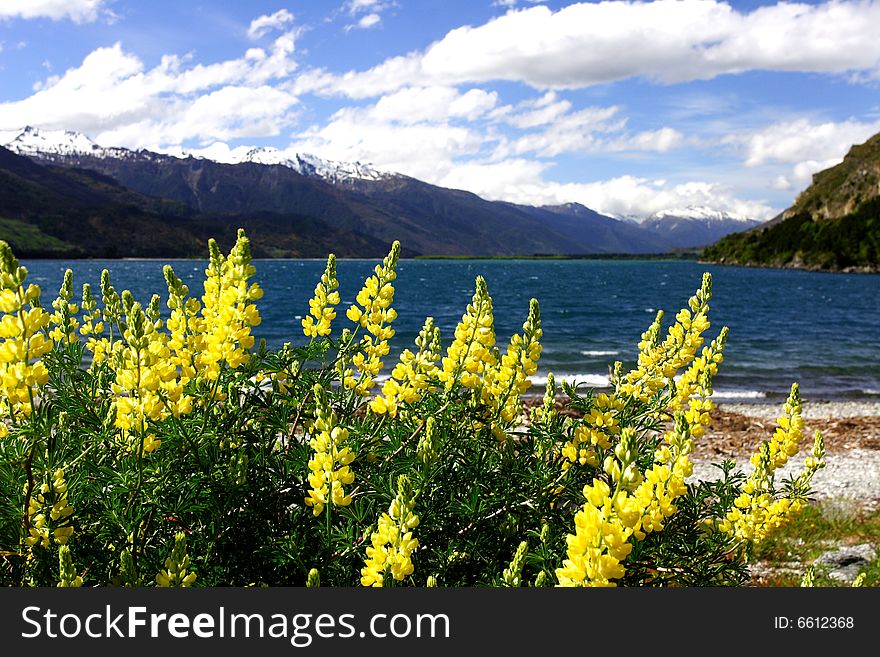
left=694, top=400, right=880, bottom=510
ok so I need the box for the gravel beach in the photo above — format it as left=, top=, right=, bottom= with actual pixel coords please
left=523, top=396, right=880, bottom=510
left=692, top=400, right=880, bottom=510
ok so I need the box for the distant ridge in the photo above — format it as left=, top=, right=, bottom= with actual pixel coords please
left=1, top=126, right=761, bottom=258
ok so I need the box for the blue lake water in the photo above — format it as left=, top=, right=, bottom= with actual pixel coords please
left=22, top=258, right=880, bottom=403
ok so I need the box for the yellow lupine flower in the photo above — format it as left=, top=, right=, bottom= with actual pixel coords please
left=438, top=276, right=496, bottom=391
left=107, top=299, right=183, bottom=453
left=481, top=298, right=542, bottom=438
left=302, top=254, right=340, bottom=338
left=57, top=545, right=83, bottom=588
left=196, top=230, right=262, bottom=382
left=618, top=273, right=713, bottom=403
left=305, top=384, right=355, bottom=516
left=156, top=531, right=197, bottom=587
left=0, top=241, right=52, bottom=425
left=361, top=475, right=419, bottom=587
left=556, top=479, right=633, bottom=587
left=719, top=384, right=825, bottom=545
left=370, top=316, right=441, bottom=417
left=25, top=469, right=74, bottom=549
left=48, top=269, right=79, bottom=346
left=344, top=242, right=400, bottom=396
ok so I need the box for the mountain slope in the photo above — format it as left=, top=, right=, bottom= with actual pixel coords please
left=2, top=127, right=684, bottom=256
left=18, top=144, right=650, bottom=256
left=703, top=132, right=880, bottom=271
left=0, top=146, right=390, bottom=258
left=515, top=202, right=673, bottom=253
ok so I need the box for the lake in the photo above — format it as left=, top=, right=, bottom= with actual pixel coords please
left=22, top=258, right=880, bottom=403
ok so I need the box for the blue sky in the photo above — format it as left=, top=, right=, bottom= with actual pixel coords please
left=1, top=0, right=879, bottom=219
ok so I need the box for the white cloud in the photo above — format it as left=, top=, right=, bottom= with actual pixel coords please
left=369, top=86, right=497, bottom=124
left=609, top=127, right=684, bottom=153
left=298, top=1, right=880, bottom=98
left=343, top=0, right=395, bottom=30
left=0, top=36, right=300, bottom=149
left=248, top=9, right=295, bottom=40
left=504, top=92, right=571, bottom=129
left=492, top=0, right=547, bottom=7
left=290, top=106, right=484, bottom=181
left=439, top=166, right=775, bottom=219
left=727, top=116, right=880, bottom=185
left=348, top=0, right=384, bottom=11
left=492, top=100, right=683, bottom=159
left=0, top=0, right=111, bottom=23
left=356, top=13, right=381, bottom=29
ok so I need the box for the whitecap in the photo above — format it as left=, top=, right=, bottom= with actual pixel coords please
left=713, top=390, right=766, bottom=399
left=530, top=373, right=610, bottom=388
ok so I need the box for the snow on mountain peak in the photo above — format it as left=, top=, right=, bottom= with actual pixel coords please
left=649, top=205, right=752, bottom=222
left=3, top=126, right=108, bottom=158
left=1, top=126, right=398, bottom=186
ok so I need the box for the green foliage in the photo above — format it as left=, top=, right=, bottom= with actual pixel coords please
left=704, top=184, right=880, bottom=270
left=0, top=236, right=825, bottom=587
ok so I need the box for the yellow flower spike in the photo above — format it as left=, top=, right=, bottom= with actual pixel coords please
left=48, top=269, right=79, bottom=346
left=438, top=276, right=496, bottom=393
left=502, top=541, right=529, bottom=587
left=371, top=316, right=442, bottom=417
left=24, top=469, right=74, bottom=549
left=344, top=242, right=400, bottom=396
left=482, top=298, right=542, bottom=438
left=303, top=254, right=340, bottom=338
left=618, top=273, right=714, bottom=403
left=361, top=475, right=420, bottom=587
left=155, top=531, right=197, bottom=588
left=305, top=384, right=356, bottom=516
left=721, top=384, right=818, bottom=546
left=195, top=230, right=262, bottom=382
left=0, top=240, right=53, bottom=423
left=57, top=545, right=83, bottom=588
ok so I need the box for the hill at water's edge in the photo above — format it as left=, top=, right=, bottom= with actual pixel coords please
left=703, top=132, right=880, bottom=272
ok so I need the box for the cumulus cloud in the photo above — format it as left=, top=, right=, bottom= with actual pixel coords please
left=289, top=106, right=485, bottom=181
left=298, top=1, right=880, bottom=98
left=247, top=9, right=295, bottom=40
left=726, top=116, right=880, bottom=185
left=369, top=86, right=498, bottom=124
left=0, top=33, right=300, bottom=149
left=0, top=0, right=111, bottom=23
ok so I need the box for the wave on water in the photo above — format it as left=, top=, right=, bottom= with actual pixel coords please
left=712, top=390, right=766, bottom=400
left=530, top=373, right=610, bottom=388
left=580, top=350, right=619, bottom=357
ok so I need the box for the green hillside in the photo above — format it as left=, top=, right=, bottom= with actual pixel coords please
left=703, top=132, right=880, bottom=271
left=703, top=197, right=880, bottom=270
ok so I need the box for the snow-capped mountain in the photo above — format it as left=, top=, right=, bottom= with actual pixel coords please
left=2, top=126, right=129, bottom=162
left=647, top=205, right=755, bottom=223
left=1, top=127, right=395, bottom=187
left=640, top=205, right=764, bottom=248
left=237, top=146, right=393, bottom=184
left=0, top=126, right=761, bottom=257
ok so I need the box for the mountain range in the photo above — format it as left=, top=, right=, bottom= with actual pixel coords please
left=704, top=130, right=880, bottom=271
left=0, top=127, right=763, bottom=258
